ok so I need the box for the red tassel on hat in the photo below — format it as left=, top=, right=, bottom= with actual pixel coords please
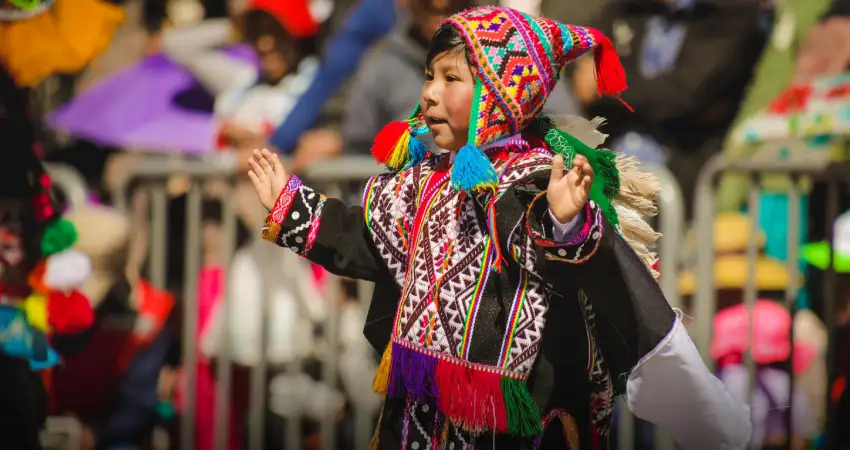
left=587, top=28, right=632, bottom=111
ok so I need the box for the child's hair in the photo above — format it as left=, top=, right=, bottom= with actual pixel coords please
left=243, top=9, right=316, bottom=74
left=425, top=23, right=474, bottom=71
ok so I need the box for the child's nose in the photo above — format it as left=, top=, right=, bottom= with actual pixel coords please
left=423, top=85, right=440, bottom=105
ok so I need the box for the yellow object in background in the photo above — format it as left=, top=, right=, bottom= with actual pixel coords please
left=679, top=254, right=792, bottom=296
left=21, top=294, right=49, bottom=333
left=0, top=0, right=125, bottom=87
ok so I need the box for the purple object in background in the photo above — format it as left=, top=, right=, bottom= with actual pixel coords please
left=48, top=45, right=258, bottom=155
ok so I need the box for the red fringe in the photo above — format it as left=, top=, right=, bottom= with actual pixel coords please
left=435, top=359, right=508, bottom=433
left=371, top=121, right=409, bottom=164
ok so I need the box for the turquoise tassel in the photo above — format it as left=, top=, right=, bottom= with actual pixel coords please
left=405, top=137, right=428, bottom=169
left=451, top=144, right=498, bottom=192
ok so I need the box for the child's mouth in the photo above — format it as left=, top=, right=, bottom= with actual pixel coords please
left=426, top=116, right=447, bottom=126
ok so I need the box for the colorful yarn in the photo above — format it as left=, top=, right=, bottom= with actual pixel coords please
left=375, top=340, right=542, bottom=436
left=371, top=105, right=430, bottom=171
left=451, top=143, right=498, bottom=193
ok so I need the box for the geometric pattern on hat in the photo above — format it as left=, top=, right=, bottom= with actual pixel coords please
left=445, top=6, right=618, bottom=148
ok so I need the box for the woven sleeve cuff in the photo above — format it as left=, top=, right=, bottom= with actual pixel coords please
left=526, top=192, right=603, bottom=264
left=261, top=175, right=327, bottom=255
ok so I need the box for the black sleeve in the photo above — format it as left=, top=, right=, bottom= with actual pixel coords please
left=262, top=176, right=385, bottom=282
left=497, top=171, right=675, bottom=385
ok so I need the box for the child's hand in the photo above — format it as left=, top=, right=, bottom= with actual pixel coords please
left=547, top=154, right=594, bottom=223
left=248, top=149, right=290, bottom=211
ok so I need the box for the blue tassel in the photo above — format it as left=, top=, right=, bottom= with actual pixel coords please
left=404, top=137, right=428, bottom=169
left=451, top=144, right=498, bottom=192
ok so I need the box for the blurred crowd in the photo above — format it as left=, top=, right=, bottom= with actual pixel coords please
left=3, top=0, right=850, bottom=448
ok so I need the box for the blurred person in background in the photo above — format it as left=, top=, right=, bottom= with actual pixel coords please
left=339, top=0, right=580, bottom=157
left=337, top=0, right=474, bottom=156
left=714, top=0, right=850, bottom=213
left=161, top=0, right=322, bottom=166
left=265, top=0, right=396, bottom=155
left=572, top=0, right=766, bottom=218
left=150, top=0, right=322, bottom=291
left=794, top=0, right=850, bottom=82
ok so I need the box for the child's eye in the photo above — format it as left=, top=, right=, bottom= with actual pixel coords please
left=424, top=72, right=434, bottom=81
left=446, top=75, right=460, bottom=82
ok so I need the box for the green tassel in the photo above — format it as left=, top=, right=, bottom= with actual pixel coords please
left=535, top=117, right=621, bottom=227
left=41, top=218, right=78, bottom=256
left=501, top=377, right=543, bottom=436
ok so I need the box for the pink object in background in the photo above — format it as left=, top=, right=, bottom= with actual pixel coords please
left=712, top=299, right=816, bottom=374
left=175, top=265, right=245, bottom=450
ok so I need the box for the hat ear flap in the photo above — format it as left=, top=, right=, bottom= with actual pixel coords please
left=450, top=79, right=498, bottom=193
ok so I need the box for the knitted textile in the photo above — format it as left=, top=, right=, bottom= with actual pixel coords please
left=371, top=6, right=627, bottom=193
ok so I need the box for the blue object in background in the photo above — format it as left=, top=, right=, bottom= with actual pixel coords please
left=753, top=192, right=810, bottom=309
left=269, top=0, right=397, bottom=153
left=611, top=132, right=669, bottom=165
left=0, top=305, right=59, bottom=370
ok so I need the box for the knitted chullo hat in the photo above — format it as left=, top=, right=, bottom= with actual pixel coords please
left=371, top=6, right=628, bottom=193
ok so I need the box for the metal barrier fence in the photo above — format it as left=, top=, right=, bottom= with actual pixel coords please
left=693, top=155, right=850, bottom=450
left=110, top=154, right=385, bottom=450
left=107, top=154, right=689, bottom=450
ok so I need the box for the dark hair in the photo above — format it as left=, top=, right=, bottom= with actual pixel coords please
left=425, top=23, right=474, bottom=70
left=243, top=10, right=316, bottom=74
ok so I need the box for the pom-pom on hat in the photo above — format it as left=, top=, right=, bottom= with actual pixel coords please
left=371, top=6, right=628, bottom=193
left=246, top=0, right=319, bottom=38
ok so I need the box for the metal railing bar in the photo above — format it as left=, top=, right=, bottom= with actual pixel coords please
left=249, top=237, right=270, bottom=450
left=744, top=175, right=761, bottom=425
left=180, top=182, right=203, bottom=450
left=149, top=184, right=168, bottom=290
left=783, top=178, right=800, bottom=450
left=823, top=173, right=842, bottom=450
left=214, top=185, right=238, bottom=450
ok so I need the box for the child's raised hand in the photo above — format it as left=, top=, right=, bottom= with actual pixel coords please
left=547, top=154, right=594, bottom=223
left=247, top=148, right=290, bottom=211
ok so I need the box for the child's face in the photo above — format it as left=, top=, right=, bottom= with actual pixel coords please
left=422, top=50, right=474, bottom=151
left=254, top=35, right=287, bottom=84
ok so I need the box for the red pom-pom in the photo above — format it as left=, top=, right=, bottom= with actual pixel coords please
left=371, top=121, right=410, bottom=164
left=47, top=290, right=95, bottom=334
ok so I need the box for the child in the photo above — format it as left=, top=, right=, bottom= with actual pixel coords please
left=249, top=7, right=751, bottom=449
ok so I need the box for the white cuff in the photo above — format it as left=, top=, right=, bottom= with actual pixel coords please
left=625, top=314, right=753, bottom=450
left=549, top=208, right=582, bottom=241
